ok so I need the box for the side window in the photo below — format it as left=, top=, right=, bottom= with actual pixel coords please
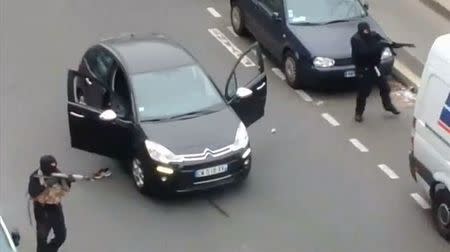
left=69, top=70, right=108, bottom=111
left=260, top=0, right=282, bottom=12
left=110, top=67, right=132, bottom=120
left=84, top=47, right=115, bottom=84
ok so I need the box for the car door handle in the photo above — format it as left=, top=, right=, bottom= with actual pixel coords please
left=70, top=111, right=85, bottom=118
left=256, top=82, right=266, bottom=90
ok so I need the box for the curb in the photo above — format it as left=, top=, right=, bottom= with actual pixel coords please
left=433, top=0, right=450, bottom=12
left=392, top=60, right=421, bottom=92
left=421, top=0, right=450, bottom=20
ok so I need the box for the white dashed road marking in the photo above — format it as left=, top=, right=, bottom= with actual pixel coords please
left=377, top=164, right=399, bottom=179
left=349, top=138, right=369, bottom=152
left=295, top=90, right=313, bottom=102
left=316, top=101, right=324, bottom=106
left=226, top=26, right=238, bottom=37
left=207, top=7, right=222, bottom=18
left=321, top=113, right=340, bottom=127
left=410, top=193, right=431, bottom=209
left=271, top=68, right=286, bottom=80
left=208, top=28, right=255, bottom=67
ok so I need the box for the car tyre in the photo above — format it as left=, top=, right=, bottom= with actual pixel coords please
left=283, top=51, right=304, bottom=89
left=433, top=189, right=450, bottom=241
left=231, top=4, right=247, bottom=36
left=131, top=158, right=157, bottom=196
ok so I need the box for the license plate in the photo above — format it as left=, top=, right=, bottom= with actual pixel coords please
left=195, top=164, right=228, bottom=178
left=345, top=70, right=356, bottom=78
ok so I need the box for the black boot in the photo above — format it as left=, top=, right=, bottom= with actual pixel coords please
left=385, top=105, right=400, bottom=115
left=355, top=114, right=363, bottom=122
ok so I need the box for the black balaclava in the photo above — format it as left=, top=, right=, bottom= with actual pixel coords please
left=357, top=22, right=371, bottom=40
left=40, top=155, right=57, bottom=175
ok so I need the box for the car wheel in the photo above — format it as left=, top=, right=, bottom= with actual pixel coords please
left=433, top=189, right=450, bottom=241
left=231, top=4, right=247, bottom=36
left=283, top=51, right=304, bottom=89
left=131, top=158, right=154, bottom=195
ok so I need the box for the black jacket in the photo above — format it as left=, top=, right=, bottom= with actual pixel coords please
left=351, top=31, right=389, bottom=70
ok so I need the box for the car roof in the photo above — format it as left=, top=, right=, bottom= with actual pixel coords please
left=431, top=33, right=450, bottom=62
left=100, top=33, right=196, bottom=75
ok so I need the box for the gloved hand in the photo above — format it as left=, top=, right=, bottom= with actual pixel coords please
left=67, top=175, right=77, bottom=183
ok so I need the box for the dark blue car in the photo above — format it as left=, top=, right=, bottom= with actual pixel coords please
left=230, top=0, right=395, bottom=88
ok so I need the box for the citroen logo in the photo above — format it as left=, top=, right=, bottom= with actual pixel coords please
left=203, top=148, right=213, bottom=157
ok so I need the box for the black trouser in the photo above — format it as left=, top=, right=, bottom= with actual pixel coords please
left=34, top=203, right=67, bottom=252
left=355, top=68, right=394, bottom=115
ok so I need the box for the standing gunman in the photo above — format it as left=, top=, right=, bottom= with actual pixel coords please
left=351, top=22, right=413, bottom=122
left=28, top=155, right=74, bottom=252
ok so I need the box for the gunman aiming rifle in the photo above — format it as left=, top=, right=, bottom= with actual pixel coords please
left=380, top=39, right=416, bottom=56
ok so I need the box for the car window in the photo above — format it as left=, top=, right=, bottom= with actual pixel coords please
left=285, top=0, right=366, bottom=24
left=71, top=73, right=109, bottom=111
left=109, top=67, right=132, bottom=120
left=85, top=47, right=115, bottom=84
left=131, top=64, right=225, bottom=121
left=260, top=0, right=283, bottom=12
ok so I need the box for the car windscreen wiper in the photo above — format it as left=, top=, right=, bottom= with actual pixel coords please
left=289, top=21, right=322, bottom=26
left=166, top=109, right=218, bottom=120
left=322, top=15, right=367, bottom=25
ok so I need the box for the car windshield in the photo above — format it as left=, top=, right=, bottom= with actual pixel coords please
left=285, top=0, right=367, bottom=25
left=131, top=64, right=225, bottom=121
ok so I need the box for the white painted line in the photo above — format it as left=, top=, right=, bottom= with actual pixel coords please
left=321, top=113, right=340, bottom=127
left=226, top=26, right=238, bottom=37
left=295, top=90, right=313, bottom=102
left=207, top=7, right=222, bottom=18
left=271, top=68, right=286, bottom=80
left=349, top=138, right=369, bottom=152
left=316, top=100, right=324, bottom=106
left=410, top=193, right=431, bottom=209
left=377, top=164, right=399, bottom=179
left=208, top=28, right=255, bottom=67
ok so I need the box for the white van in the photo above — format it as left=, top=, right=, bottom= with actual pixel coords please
left=410, top=33, right=450, bottom=241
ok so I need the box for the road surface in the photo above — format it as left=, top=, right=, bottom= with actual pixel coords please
left=0, top=0, right=448, bottom=251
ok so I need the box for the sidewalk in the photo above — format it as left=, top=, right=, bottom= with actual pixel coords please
left=370, top=0, right=450, bottom=89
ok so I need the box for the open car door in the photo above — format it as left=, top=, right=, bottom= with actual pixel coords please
left=225, top=42, right=267, bottom=127
left=67, top=70, right=126, bottom=158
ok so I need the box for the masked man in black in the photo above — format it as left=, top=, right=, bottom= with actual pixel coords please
left=28, top=155, right=74, bottom=252
left=351, top=22, right=400, bottom=122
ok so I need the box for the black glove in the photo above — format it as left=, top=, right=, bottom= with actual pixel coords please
left=67, top=175, right=76, bottom=183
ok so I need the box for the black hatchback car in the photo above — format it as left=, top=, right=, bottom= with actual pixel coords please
left=230, top=0, right=395, bottom=88
left=67, top=33, right=267, bottom=195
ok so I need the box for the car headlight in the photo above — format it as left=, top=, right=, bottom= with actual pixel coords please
left=381, top=47, right=393, bottom=60
left=313, top=57, right=335, bottom=68
left=145, top=140, right=182, bottom=164
left=231, top=122, right=249, bottom=151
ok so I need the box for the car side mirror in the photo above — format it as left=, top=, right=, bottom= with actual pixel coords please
left=99, top=109, right=117, bottom=121
left=272, top=12, right=282, bottom=22
left=236, top=87, right=253, bottom=98
left=11, top=230, right=20, bottom=247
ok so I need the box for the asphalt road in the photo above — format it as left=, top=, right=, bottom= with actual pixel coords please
left=0, top=0, right=449, bottom=251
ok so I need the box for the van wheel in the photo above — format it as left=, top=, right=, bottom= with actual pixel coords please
left=231, top=4, right=247, bottom=36
left=433, top=189, right=450, bottom=241
left=283, top=51, right=304, bottom=89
